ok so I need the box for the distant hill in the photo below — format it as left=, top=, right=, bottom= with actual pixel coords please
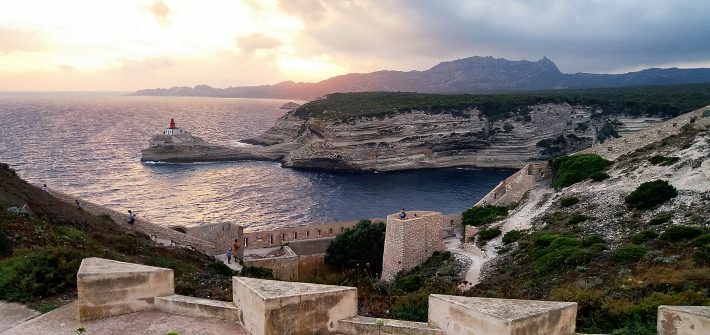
left=133, top=56, right=710, bottom=100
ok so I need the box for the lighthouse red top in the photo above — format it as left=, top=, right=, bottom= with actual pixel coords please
left=169, top=118, right=176, bottom=129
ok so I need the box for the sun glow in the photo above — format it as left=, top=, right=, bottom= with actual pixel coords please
left=0, top=0, right=348, bottom=90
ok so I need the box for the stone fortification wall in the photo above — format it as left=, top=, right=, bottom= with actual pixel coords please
left=241, top=219, right=382, bottom=249
left=244, top=246, right=299, bottom=281
left=287, top=237, right=334, bottom=255
left=475, top=163, right=550, bottom=207
left=381, top=211, right=445, bottom=282
left=187, top=222, right=244, bottom=259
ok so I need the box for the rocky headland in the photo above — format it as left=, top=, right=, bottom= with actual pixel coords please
left=141, top=86, right=710, bottom=171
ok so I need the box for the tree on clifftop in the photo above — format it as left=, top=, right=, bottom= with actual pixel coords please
left=325, top=220, right=386, bottom=275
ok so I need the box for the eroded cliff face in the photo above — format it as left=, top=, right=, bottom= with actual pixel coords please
left=247, top=103, right=656, bottom=171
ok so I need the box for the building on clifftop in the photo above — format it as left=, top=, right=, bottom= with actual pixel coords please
left=148, top=118, right=199, bottom=148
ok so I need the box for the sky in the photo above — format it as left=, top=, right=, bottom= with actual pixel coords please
left=1, top=0, right=709, bottom=91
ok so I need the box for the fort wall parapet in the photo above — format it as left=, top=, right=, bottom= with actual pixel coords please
left=73, top=258, right=710, bottom=335
left=475, top=163, right=550, bottom=208
left=381, top=211, right=446, bottom=282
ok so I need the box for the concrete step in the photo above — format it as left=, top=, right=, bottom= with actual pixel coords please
left=337, top=316, right=444, bottom=335
left=154, top=294, right=240, bottom=322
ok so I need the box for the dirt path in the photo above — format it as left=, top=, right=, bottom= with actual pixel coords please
left=447, top=183, right=555, bottom=288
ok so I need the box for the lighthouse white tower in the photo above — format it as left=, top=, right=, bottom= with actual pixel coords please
left=164, top=118, right=184, bottom=136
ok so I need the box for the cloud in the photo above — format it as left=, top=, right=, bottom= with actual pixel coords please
left=276, top=0, right=710, bottom=73
left=150, top=1, right=171, bottom=19
left=0, top=27, right=48, bottom=54
left=236, top=33, right=282, bottom=52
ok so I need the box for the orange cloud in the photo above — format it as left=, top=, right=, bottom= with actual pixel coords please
left=236, top=33, right=282, bottom=52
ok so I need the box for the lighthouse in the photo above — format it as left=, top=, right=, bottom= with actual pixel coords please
left=164, top=118, right=184, bottom=136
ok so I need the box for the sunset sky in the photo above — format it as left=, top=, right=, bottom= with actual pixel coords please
left=1, top=0, right=709, bottom=91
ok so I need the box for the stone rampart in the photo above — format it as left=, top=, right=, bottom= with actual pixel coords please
left=233, top=277, right=358, bottom=335
left=187, top=222, right=244, bottom=259
left=241, top=219, right=378, bottom=249
left=658, top=305, right=710, bottom=335
left=244, top=246, right=299, bottom=281
left=77, top=258, right=174, bottom=321
left=475, top=163, right=549, bottom=207
left=381, top=211, right=445, bottom=281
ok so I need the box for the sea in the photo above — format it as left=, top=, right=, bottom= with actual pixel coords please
left=0, top=93, right=514, bottom=231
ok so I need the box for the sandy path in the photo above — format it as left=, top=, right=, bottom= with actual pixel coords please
left=447, top=183, right=554, bottom=288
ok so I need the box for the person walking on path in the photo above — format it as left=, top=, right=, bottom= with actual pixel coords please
left=127, top=210, right=136, bottom=225
left=226, top=248, right=233, bottom=264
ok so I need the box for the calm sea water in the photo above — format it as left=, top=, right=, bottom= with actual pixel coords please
left=0, top=93, right=513, bottom=231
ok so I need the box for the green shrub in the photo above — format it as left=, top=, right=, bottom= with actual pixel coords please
left=648, top=212, right=673, bottom=225
left=325, top=220, right=386, bottom=273
left=590, top=171, right=611, bottom=181
left=0, top=247, right=86, bottom=301
left=527, top=233, right=606, bottom=274
left=691, top=233, right=710, bottom=247
left=478, top=228, right=502, bottom=241
left=559, top=196, right=580, bottom=207
left=693, top=245, right=710, bottom=266
left=648, top=155, right=680, bottom=166
left=502, top=230, right=524, bottom=244
left=207, top=260, right=235, bottom=276
left=568, top=213, right=590, bottom=225
left=660, top=226, right=704, bottom=242
left=612, top=244, right=648, bottom=263
left=239, top=266, right=275, bottom=279
left=630, top=230, right=658, bottom=244
left=702, top=109, right=710, bottom=118
left=624, top=180, right=678, bottom=210
left=550, top=154, right=611, bottom=188
left=461, top=205, right=508, bottom=227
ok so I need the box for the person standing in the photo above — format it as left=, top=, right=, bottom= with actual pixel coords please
left=41, top=184, right=49, bottom=193
left=226, top=248, right=233, bottom=264
left=127, top=210, right=136, bottom=225
left=399, top=208, right=407, bottom=219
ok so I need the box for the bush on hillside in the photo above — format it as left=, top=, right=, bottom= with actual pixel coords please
left=589, top=171, right=611, bottom=182
left=612, top=244, right=648, bottom=263
left=550, top=154, right=611, bottom=188
left=461, top=205, right=508, bottom=227
left=693, top=245, right=710, bottom=266
left=559, top=196, right=580, bottom=207
left=630, top=230, right=659, bottom=244
left=325, top=220, right=386, bottom=274
left=691, top=233, right=710, bottom=247
left=478, top=228, right=502, bottom=242
left=659, top=226, right=704, bottom=242
left=624, top=180, right=678, bottom=210
left=648, top=212, right=673, bottom=225
left=239, top=266, right=275, bottom=279
left=525, top=233, right=607, bottom=274
left=0, top=247, right=86, bottom=301
left=502, top=230, right=524, bottom=244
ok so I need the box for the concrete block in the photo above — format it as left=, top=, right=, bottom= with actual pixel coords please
left=77, top=257, right=174, bottom=321
left=428, top=295, right=577, bottom=335
left=337, top=316, right=444, bottom=335
left=154, top=294, right=240, bottom=322
left=233, top=276, right=357, bottom=335
left=658, top=305, right=710, bottom=335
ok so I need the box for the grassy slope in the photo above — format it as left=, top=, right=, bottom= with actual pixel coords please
left=470, top=125, right=710, bottom=334
left=293, top=83, right=710, bottom=120
left=0, top=163, right=244, bottom=311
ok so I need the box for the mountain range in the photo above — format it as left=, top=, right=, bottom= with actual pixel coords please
left=133, top=56, right=710, bottom=100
